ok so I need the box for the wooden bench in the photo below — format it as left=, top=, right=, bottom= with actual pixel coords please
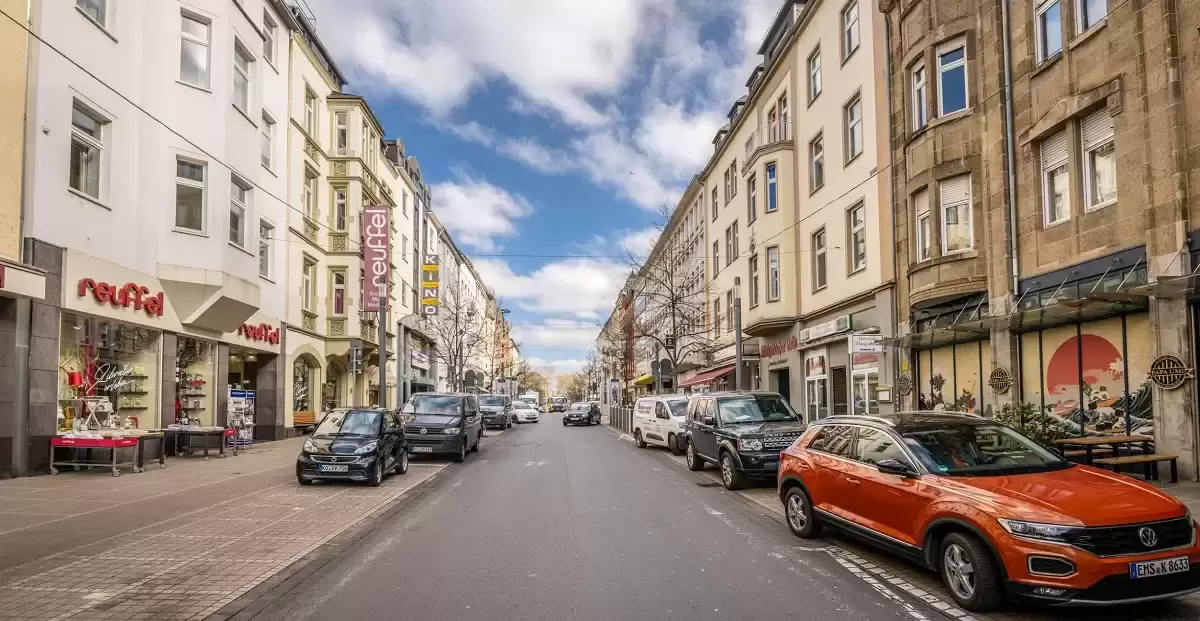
left=1063, top=448, right=1113, bottom=459
left=293, top=411, right=319, bottom=430
left=1093, top=454, right=1179, bottom=484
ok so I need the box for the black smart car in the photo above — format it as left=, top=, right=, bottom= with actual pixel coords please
left=401, top=393, right=484, bottom=462
left=682, top=391, right=807, bottom=490
left=296, top=408, right=408, bottom=486
left=562, top=401, right=600, bottom=426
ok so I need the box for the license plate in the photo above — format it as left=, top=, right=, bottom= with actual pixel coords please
left=410, top=446, right=433, bottom=453
left=317, top=464, right=349, bottom=473
left=1130, top=556, right=1190, bottom=579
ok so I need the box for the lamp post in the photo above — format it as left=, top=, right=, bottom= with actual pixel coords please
left=734, top=277, right=743, bottom=391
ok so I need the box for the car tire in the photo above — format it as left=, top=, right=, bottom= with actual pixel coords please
left=783, top=486, right=822, bottom=538
left=455, top=443, right=467, bottom=463
left=507, top=420, right=513, bottom=429
left=634, top=429, right=647, bottom=448
left=297, top=476, right=312, bottom=486
left=367, top=460, right=383, bottom=487
left=719, top=451, right=748, bottom=490
left=395, top=450, right=409, bottom=475
left=668, top=433, right=683, bottom=456
left=471, top=431, right=481, bottom=452
left=939, top=532, right=1004, bottom=612
left=562, top=419, right=567, bottom=426
left=685, top=440, right=705, bottom=471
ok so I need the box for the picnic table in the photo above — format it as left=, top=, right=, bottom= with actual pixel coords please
left=1053, top=435, right=1153, bottom=466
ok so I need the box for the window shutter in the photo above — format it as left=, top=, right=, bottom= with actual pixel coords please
left=1081, top=110, right=1114, bottom=150
left=1041, top=131, right=1068, bottom=169
left=914, top=188, right=930, bottom=216
left=939, top=175, right=971, bottom=207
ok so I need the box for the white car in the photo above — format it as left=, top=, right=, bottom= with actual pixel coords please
left=632, top=395, right=690, bottom=455
left=513, top=401, right=540, bottom=423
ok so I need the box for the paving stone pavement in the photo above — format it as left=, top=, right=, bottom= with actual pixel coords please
left=0, top=431, right=508, bottom=621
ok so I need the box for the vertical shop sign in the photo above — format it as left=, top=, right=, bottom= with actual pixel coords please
left=362, top=204, right=391, bottom=312
left=421, top=254, right=440, bottom=316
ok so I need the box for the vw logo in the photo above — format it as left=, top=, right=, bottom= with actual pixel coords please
left=419, top=428, right=427, bottom=435
left=1139, top=527, right=1158, bottom=548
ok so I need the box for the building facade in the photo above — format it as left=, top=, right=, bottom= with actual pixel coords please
left=882, top=0, right=1200, bottom=475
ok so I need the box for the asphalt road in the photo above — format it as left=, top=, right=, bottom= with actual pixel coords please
left=242, top=415, right=930, bottom=621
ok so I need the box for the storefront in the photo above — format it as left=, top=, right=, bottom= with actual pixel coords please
left=798, top=307, right=895, bottom=422
left=760, top=327, right=800, bottom=405
left=903, top=293, right=992, bottom=415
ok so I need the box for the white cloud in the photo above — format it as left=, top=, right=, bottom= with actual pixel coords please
left=430, top=176, right=534, bottom=252
left=474, top=258, right=629, bottom=316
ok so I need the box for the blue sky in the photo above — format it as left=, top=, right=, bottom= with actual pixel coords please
left=307, top=0, right=779, bottom=372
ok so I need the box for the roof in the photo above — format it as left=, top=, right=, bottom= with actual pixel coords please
left=814, top=412, right=991, bottom=429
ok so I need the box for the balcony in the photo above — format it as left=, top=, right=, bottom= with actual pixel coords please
left=744, top=118, right=792, bottom=165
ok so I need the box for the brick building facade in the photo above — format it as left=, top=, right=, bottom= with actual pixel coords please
left=881, top=0, right=1200, bottom=477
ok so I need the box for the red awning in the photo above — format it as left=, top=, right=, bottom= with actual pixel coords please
left=678, top=364, right=735, bottom=388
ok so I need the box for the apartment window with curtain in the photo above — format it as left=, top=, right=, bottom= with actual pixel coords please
left=939, top=175, right=973, bottom=254
left=180, top=13, right=210, bottom=88
left=258, top=221, right=274, bottom=279
left=260, top=112, right=275, bottom=169
left=332, top=272, right=347, bottom=315
left=911, top=65, right=927, bottom=130
left=713, top=241, right=720, bottom=275
left=1036, top=0, right=1063, bottom=62
left=1041, top=130, right=1069, bottom=226
left=725, top=290, right=734, bottom=333
left=842, top=1, right=860, bottom=59
left=812, top=228, right=827, bottom=291
left=748, top=174, right=757, bottom=223
left=766, top=164, right=778, bottom=212
left=334, top=188, right=347, bottom=230
left=1078, top=0, right=1108, bottom=32
left=302, top=170, right=317, bottom=219
left=70, top=101, right=106, bottom=199
left=304, top=88, right=318, bottom=135
left=749, top=254, right=760, bottom=307
left=914, top=189, right=931, bottom=261
left=232, top=42, right=252, bottom=113
left=809, top=133, right=824, bottom=191
left=1082, top=109, right=1117, bottom=210
left=767, top=246, right=780, bottom=301
left=263, top=11, right=277, bottom=65
left=732, top=221, right=739, bottom=259
left=937, top=42, right=968, bottom=116
left=301, top=258, right=316, bottom=311
left=808, top=46, right=822, bottom=102
left=175, top=158, right=206, bottom=232
left=848, top=202, right=866, bottom=272
left=844, top=94, right=863, bottom=161
left=229, top=176, right=250, bottom=247
left=335, top=112, right=348, bottom=156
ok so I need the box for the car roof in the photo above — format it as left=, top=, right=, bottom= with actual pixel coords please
left=412, top=392, right=472, bottom=398
left=813, top=411, right=991, bottom=432
left=701, top=390, right=786, bottom=399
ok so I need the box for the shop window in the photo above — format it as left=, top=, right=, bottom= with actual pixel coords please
left=914, top=189, right=931, bottom=261
left=59, top=314, right=161, bottom=431
left=937, top=41, right=968, bottom=116
left=70, top=100, right=106, bottom=199
left=1082, top=110, right=1116, bottom=210
left=1042, top=130, right=1069, bottom=226
left=293, top=357, right=315, bottom=412
left=939, top=175, right=973, bottom=254
left=175, top=337, right=215, bottom=426
left=805, top=352, right=829, bottom=421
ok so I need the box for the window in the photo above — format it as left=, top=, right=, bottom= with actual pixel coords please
left=914, top=189, right=931, bottom=261
left=809, top=133, right=824, bottom=190
left=808, top=47, right=822, bottom=102
left=258, top=221, right=273, bottom=278
left=1041, top=130, right=1069, bottom=225
left=1078, top=0, right=1108, bottom=31
left=402, top=235, right=409, bottom=260
left=853, top=427, right=906, bottom=463
left=912, top=65, right=928, bottom=130
left=333, top=112, right=348, bottom=155
left=729, top=160, right=738, bottom=198
left=767, top=246, right=780, bottom=301
left=302, top=170, right=317, bottom=219
left=304, top=88, right=318, bottom=136
left=180, top=13, right=210, bottom=88
left=260, top=112, right=275, bottom=169
left=77, top=0, right=105, bottom=24
left=766, top=164, right=778, bottom=212
left=713, top=298, right=722, bottom=335
left=301, top=258, right=316, bottom=311
left=713, top=241, right=721, bottom=275
left=844, top=94, right=863, bottom=161
left=725, top=290, right=734, bottom=333
left=725, top=226, right=733, bottom=266
left=263, top=12, right=277, bottom=65
left=842, top=1, right=860, bottom=58
left=711, top=187, right=719, bottom=220
left=939, top=175, right=973, bottom=253
left=1082, top=110, right=1117, bottom=210
left=812, top=229, right=827, bottom=290
left=749, top=254, right=760, bottom=307
left=848, top=202, right=866, bottom=272
left=937, top=43, right=968, bottom=115
left=229, top=176, right=250, bottom=247
left=748, top=174, right=757, bottom=223
left=175, top=158, right=206, bottom=232
left=69, top=102, right=105, bottom=199
left=402, top=192, right=409, bottom=217
left=361, top=122, right=369, bottom=161
left=1036, top=0, right=1063, bottom=62
left=334, top=188, right=347, bottom=230
left=332, top=272, right=346, bottom=315
left=732, top=220, right=739, bottom=259
left=778, top=94, right=789, bottom=131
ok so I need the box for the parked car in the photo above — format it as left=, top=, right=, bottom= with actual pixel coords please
left=562, top=402, right=600, bottom=426
left=632, top=395, right=690, bottom=455
left=682, top=391, right=807, bottom=491
left=479, top=394, right=513, bottom=430
left=513, top=400, right=540, bottom=423
left=400, top=393, right=483, bottom=463
left=778, top=412, right=1200, bottom=611
left=296, top=408, right=408, bottom=486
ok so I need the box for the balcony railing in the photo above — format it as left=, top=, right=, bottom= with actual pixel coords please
left=744, top=117, right=791, bottom=162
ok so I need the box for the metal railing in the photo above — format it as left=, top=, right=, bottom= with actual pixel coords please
left=744, top=117, right=792, bottom=162
left=606, top=405, right=634, bottom=434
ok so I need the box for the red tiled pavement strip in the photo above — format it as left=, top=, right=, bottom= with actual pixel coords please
left=0, top=433, right=503, bottom=621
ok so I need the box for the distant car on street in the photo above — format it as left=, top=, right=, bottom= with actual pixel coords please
left=682, top=391, right=807, bottom=490
left=479, top=394, right=513, bottom=430
left=513, top=400, right=540, bottom=423
left=296, top=408, right=408, bottom=486
left=549, top=397, right=568, bottom=412
left=562, top=401, right=600, bottom=426
left=400, top=393, right=483, bottom=463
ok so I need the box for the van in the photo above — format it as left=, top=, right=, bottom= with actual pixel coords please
left=632, top=395, right=691, bottom=455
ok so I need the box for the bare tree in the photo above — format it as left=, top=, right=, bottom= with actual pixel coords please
left=426, top=280, right=488, bottom=392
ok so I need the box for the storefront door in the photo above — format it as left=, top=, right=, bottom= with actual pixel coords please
left=770, top=368, right=791, bottom=403
left=804, top=351, right=829, bottom=421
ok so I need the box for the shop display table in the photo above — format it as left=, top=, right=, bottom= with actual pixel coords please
left=49, top=436, right=139, bottom=477
left=165, top=427, right=238, bottom=458
left=136, top=433, right=167, bottom=471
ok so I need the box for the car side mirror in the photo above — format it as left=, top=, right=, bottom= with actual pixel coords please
left=701, top=415, right=716, bottom=426
left=876, top=459, right=916, bottom=477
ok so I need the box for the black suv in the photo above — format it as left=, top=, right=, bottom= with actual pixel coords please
left=479, top=394, right=513, bottom=429
left=401, top=393, right=484, bottom=462
left=296, top=408, right=408, bottom=486
left=682, top=391, right=806, bottom=490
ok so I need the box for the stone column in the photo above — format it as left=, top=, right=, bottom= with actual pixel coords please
left=215, top=343, right=229, bottom=427
left=161, top=333, right=177, bottom=428
left=1151, top=297, right=1197, bottom=480
left=0, top=299, right=20, bottom=478
left=26, top=240, right=64, bottom=475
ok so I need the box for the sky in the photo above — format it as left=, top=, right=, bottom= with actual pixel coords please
left=306, top=0, right=780, bottom=374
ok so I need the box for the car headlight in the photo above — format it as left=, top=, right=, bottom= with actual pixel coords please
left=739, top=438, right=764, bottom=452
left=997, top=519, right=1085, bottom=543
left=443, top=427, right=461, bottom=435
left=354, top=441, right=378, bottom=455
left=303, top=440, right=318, bottom=453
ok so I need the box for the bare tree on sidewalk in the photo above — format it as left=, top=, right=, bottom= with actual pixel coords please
left=426, top=280, right=488, bottom=392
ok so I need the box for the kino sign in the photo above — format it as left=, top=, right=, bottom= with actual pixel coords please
left=362, top=204, right=391, bottom=312
left=421, top=254, right=440, bottom=316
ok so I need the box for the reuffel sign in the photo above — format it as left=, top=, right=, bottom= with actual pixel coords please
left=362, top=204, right=391, bottom=312
left=421, top=254, right=440, bottom=316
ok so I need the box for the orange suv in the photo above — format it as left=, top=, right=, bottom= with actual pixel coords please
left=778, top=413, right=1200, bottom=611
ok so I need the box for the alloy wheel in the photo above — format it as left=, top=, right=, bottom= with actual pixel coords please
left=786, top=493, right=807, bottom=530
left=721, top=455, right=734, bottom=487
left=943, top=543, right=976, bottom=600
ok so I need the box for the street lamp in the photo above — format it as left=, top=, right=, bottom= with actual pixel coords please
left=734, top=276, right=743, bottom=391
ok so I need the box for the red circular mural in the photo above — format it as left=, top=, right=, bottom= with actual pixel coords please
left=1046, top=334, right=1124, bottom=403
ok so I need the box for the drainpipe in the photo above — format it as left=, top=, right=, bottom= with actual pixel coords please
left=884, top=13, right=901, bottom=411
left=999, top=0, right=1020, bottom=297
left=18, top=0, right=35, bottom=265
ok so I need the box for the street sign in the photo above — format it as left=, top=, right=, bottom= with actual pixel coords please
left=850, top=334, right=884, bottom=354
left=664, top=334, right=675, bottom=350
left=349, top=339, right=363, bottom=376
left=362, top=204, right=391, bottom=312
left=421, top=254, right=440, bottom=316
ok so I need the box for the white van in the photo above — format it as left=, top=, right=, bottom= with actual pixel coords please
left=632, top=395, right=691, bottom=455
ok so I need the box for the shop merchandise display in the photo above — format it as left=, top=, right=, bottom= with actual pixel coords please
left=228, top=389, right=256, bottom=449
left=58, top=315, right=159, bottom=432
left=175, top=338, right=215, bottom=426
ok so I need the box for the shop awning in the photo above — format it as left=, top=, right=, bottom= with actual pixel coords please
left=634, top=374, right=655, bottom=386
left=678, top=365, right=735, bottom=388
left=979, top=294, right=1148, bottom=333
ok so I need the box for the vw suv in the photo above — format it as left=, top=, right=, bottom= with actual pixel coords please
left=682, top=391, right=807, bottom=490
left=778, top=413, right=1200, bottom=611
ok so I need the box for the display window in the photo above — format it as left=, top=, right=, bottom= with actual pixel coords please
left=293, top=356, right=317, bottom=412
left=175, top=336, right=216, bottom=426
left=58, top=313, right=161, bottom=431
left=851, top=349, right=882, bottom=415
left=804, top=351, right=828, bottom=421
left=915, top=340, right=990, bottom=413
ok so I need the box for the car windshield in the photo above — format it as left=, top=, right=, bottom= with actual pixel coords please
left=479, top=396, right=505, bottom=406
left=313, top=410, right=380, bottom=437
left=404, top=395, right=462, bottom=415
left=666, top=400, right=689, bottom=416
left=552, top=398, right=567, bottom=404
left=901, top=422, right=1071, bottom=476
left=716, top=396, right=798, bottom=424
left=568, top=403, right=589, bottom=411
left=514, top=402, right=532, bottom=410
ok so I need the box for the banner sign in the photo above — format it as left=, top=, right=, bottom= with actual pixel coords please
left=421, top=254, right=440, bottom=316
left=362, top=204, right=391, bottom=312
left=850, top=334, right=884, bottom=354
